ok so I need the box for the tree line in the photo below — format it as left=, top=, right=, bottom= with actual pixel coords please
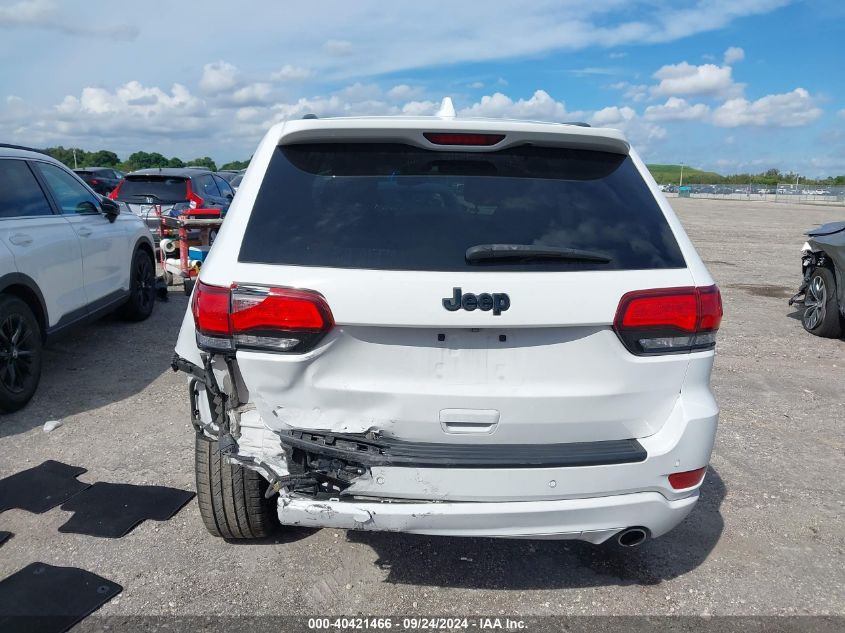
left=40, top=146, right=250, bottom=173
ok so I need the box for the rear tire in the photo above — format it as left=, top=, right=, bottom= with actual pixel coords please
left=121, top=249, right=156, bottom=321
left=802, top=267, right=842, bottom=338
left=0, top=295, right=43, bottom=413
left=194, top=433, right=280, bottom=539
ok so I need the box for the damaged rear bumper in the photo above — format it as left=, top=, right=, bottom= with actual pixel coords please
left=277, top=491, right=698, bottom=541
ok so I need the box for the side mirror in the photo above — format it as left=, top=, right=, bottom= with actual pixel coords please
left=101, top=197, right=120, bottom=222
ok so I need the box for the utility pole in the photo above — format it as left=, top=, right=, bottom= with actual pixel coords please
left=679, top=162, right=684, bottom=187
left=72, top=148, right=78, bottom=169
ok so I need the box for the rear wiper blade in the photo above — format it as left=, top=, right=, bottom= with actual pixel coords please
left=466, top=244, right=612, bottom=264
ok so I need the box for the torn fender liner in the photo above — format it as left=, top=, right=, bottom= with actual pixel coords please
left=0, top=562, right=121, bottom=633
left=279, top=430, right=647, bottom=468
left=58, top=482, right=195, bottom=538
left=0, top=461, right=90, bottom=514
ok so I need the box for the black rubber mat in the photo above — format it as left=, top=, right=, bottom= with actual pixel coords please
left=58, top=482, right=195, bottom=538
left=0, top=562, right=121, bottom=633
left=0, top=461, right=90, bottom=514
left=0, top=531, right=10, bottom=546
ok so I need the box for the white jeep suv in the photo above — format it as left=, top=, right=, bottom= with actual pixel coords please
left=174, top=110, right=721, bottom=547
left=0, top=145, right=156, bottom=412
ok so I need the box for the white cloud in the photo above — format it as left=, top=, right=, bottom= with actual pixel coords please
left=712, top=88, right=822, bottom=127
left=33, top=81, right=208, bottom=148
left=467, top=81, right=485, bottom=89
left=589, top=106, right=666, bottom=148
left=387, top=84, right=423, bottom=101
left=651, top=62, right=741, bottom=98
left=459, top=90, right=579, bottom=122
left=337, top=82, right=382, bottom=102
left=609, top=52, right=627, bottom=59
left=838, top=108, right=845, bottom=119
left=199, top=61, right=240, bottom=94
left=230, top=82, right=273, bottom=105
left=323, top=39, right=353, bottom=56
left=609, top=81, right=648, bottom=103
left=567, top=67, right=614, bottom=77
left=271, top=65, right=314, bottom=81
left=0, top=0, right=137, bottom=40
left=401, top=100, right=439, bottom=116
left=644, top=97, right=710, bottom=122
left=723, top=46, right=745, bottom=64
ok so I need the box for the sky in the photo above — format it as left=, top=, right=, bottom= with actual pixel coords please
left=0, top=0, right=843, bottom=176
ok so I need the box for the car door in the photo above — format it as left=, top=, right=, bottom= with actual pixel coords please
left=194, top=174, right=226, bottom=210
left=0, top=158, right=86, bottom=330
left=212, top=175, right=235, bottom=213
left=33, top=161, right=130, bottom=308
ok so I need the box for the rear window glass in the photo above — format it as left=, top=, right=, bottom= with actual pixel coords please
left=239, top=144, right=685, bottom=272
left=117, top=176, right=187, bottom=203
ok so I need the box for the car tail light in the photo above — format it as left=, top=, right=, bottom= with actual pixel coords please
left=186, top=180, right=203, bottom=209
left=668, top=467, right=707, bottom=490
left=108, top=180, right=123, bottom=200
left=191, top=281, right=334, bottom=353
left=423, top=133, right=505, bottom=146
left=613, top=285, right=722, bottom=355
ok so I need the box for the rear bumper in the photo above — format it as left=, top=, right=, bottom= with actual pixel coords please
left=277, top=491, right=699, bottom=541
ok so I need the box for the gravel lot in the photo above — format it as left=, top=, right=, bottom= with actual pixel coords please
left=0, top=198, right=843, bottom=618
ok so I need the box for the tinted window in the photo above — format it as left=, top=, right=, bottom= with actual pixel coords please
left=34, top=162, right=100, bottom=215
left=0, top=159, right=54, bottom=218
left=214, top=175, right=233, bottom=197
left=117, top=176, right=188, bottom=203
left=231, top=174, right=243, bottom=188
left=239, top=144, right=686, bottom=272
left=195, top=174, right=220, bottom=197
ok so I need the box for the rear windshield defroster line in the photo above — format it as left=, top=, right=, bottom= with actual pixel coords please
left=238, top=143, right=686, bottom=272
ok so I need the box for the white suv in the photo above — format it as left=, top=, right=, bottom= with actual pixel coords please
left=0, top=145, right=156, bottom=412
left=174, top=109, right=722, bottom=547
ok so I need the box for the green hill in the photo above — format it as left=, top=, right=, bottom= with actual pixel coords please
left=647, top=164, right=723, bottom=184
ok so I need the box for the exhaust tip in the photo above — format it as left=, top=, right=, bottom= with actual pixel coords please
left=616, top=527, right=648, bottom=548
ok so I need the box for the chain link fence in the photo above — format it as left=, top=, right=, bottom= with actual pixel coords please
left=660, top=183, right=845, bottom=206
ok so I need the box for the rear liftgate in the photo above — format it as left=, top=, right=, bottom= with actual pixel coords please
left=172, top=280, right=664, bottom=510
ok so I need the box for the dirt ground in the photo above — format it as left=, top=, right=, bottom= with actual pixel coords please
left=0, top=197, right=843, bottom=618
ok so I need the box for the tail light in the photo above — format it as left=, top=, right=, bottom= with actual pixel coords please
left=668, top=467, right=707, bottom=490
left=423, top=133, right=505, bottom=146
left=191, top=281, right=334, bottom=354
left=108, top=180, right=123, bottom=200
left=613, top=285, right=722, bottom=355
left=186, top=180, right=203, bottom=209
left=90, top=178, right=100, bottom=186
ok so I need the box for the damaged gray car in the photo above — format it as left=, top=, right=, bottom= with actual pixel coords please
left=790, top=221, right=845, bottom=338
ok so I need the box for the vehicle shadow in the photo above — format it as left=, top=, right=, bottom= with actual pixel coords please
left=0, top=290, right=188, bottom=437
left=346, top=467, right=726, bottom=589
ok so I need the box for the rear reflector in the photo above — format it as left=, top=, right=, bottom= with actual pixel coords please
left=191, top=281, right=334, bottom=353
left=423, top=133, right=505, bottom=146
left=668, top=467, right=707, bottom=490
left=613, top=285, right=722, bottom=355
